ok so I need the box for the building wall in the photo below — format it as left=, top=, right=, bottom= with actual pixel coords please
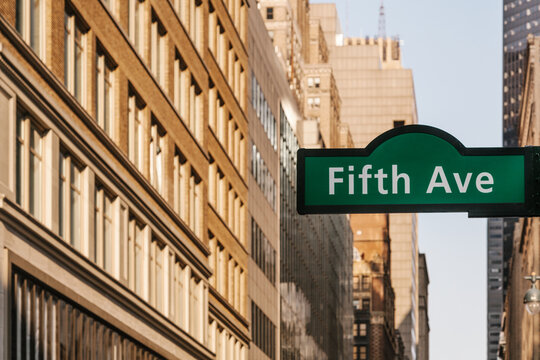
left=0, top=0, right=250, bottom=357
left=352, top=213, right=405, bottom=360
left=311, top=4, right=420, bottom=360
left=487, top=218, right=504, bottom=360
left=247, top=0, right=302, bottom=358
left=501, top=35, right=540, bottom=360
left=500, top=4, right=540, bottom=356
left=418, top=253, right=429, bottom=360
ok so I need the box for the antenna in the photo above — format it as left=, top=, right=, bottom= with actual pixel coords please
left=378, top=0, right=386, bottom=39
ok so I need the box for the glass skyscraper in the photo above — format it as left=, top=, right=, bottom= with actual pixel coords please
left=279, top=108, right=353, bottom=360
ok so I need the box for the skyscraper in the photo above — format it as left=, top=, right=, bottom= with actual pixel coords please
left=309, top=5, right=421, bottom=358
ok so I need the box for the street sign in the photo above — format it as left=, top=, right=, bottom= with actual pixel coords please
left=297, top=125, right=540, bottom=217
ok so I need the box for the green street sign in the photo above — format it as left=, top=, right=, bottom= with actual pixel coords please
left=297, top=125, right=540, bottom=217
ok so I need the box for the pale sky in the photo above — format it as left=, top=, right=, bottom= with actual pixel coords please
left=310, top=0, right=503, bottom=358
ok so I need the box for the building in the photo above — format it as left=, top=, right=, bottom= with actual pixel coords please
left=247, top=0, right=302, bottom=357
left=352, top=213, right=405, bottom=360
left=310, top=4, right=421, bottom=359
left=495, top=1, right=540, bottom=354
left=279, top=107, right=353, bottom=360
left=499, top=35, right=540, bottom=360
left=257, top=0, right=354, bottom=358
left=487, top=218, right=504, bottom=360
left=0, top=0, right=251, bottom=358
left=259, top=0, right=309, bottom=105
left=417, top=254, right=429, bottom=360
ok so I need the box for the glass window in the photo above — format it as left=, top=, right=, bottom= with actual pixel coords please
left=12, top=269, right=164, bottom=359
left=94, top=183, right=115, bottom=274
left=174, top=52, right=188, bottom=115
left=151, top=13, right=166, bottom=86
left=128, top=88, right=145, bottom=171
left=16, top=109, right=44, bottom=221
left=59, top=150, right=84, bottom=251
left=64, top=8, right=86, bottom=104
left=96, top=46, right=115, bottom=136
left=149, top=119, right=165, bottom=195
left=266, top=7, right=273, bottom=20
left=128, top=214, right=145, bottom=296
left=16, top=0, right=43, bottom=57
left=128, top=0, right=145, bottom=55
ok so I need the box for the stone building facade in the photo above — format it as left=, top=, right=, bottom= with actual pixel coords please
left=500, top=35, right=540, bottom=360
left=0, top=0, right=251, bottom=358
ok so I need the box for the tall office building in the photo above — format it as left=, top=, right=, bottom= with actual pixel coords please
left=310, top=4, right=421, bottom=359
left=247, top=0, right=304, bottom=358
left=0, top=0, right=252, bottom=358
left=257, top=0, right=354, bottom=358
left=279, top=107, right=353, bottom=359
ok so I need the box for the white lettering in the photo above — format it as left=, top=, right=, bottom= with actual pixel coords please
left=358, top=165, right=373, bottom=195
left=348, top=166, right=355, bottom=194
left=329, top=167, right=343, bottom=195
left=453, top=173, right=472, bottom=193
left=375, top=168, right=388, bottom=194
left=476, top=172, right=494, bottom=193
left=426, top=166, right=452, bottom=193
left=392, top=165, right=410, bottom=194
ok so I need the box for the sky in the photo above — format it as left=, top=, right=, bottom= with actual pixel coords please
left=310, top=0, right=503, bottom=358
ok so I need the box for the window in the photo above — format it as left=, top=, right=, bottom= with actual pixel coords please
left=251, top=144, right=276, bottom=210
left=151, top=13, right=166, bottom=86
left=149, top=119, right=165, bottom=195
left=188, top=168, right=203, bottom=237
left=149, top=238, right=165, bottom=312
left=362, top=298, right=370, bottom=310
left=128, top=88, right=145, bottom=171
left=174, top=52, right=188, bottom=115
left=64, top=8, right=86, bottom=104
left=96, top=46, right=116, bottom=136
left=102, top=0, right=115, bottom=15
left=94, top=184, right=115, bottom=273
left=308, top=97, right=320, bottom=108
left=251, top=302, right=275, bottom=359
left=128, top=0, right=145, bottom=55
left=251, top=75, right=277, bottom=149
left=174, top=149, right=187, bottom=218
left=359, top=322, right=367, bottom=337
left=359, top=346, right=367, bottom=360
left=189, top=77, right=202, bottom=140
left=127, top=214, right=145, bottom=296
left=208, top=4, right=217, bottom=53
left=190, top=275, right=205, bottom=342
left=251, top=218, right=276, bottom=284
left=361, top=275, right=370, bottom=291
left=12, top=269, right=164, bottom=360
left=172, top=257, right=190, bottom=330
left=16, top=0, right=43, bottom=56
left=59, top=150, right=84, bottom=251
left=266, top=7, right=274, bottom=20
left=190, top=0, right=203, bottom=48
left=16, top=109, right=45, bottom=220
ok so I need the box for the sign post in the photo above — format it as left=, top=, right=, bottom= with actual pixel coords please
left=297, top=125, right=540, bottom=217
